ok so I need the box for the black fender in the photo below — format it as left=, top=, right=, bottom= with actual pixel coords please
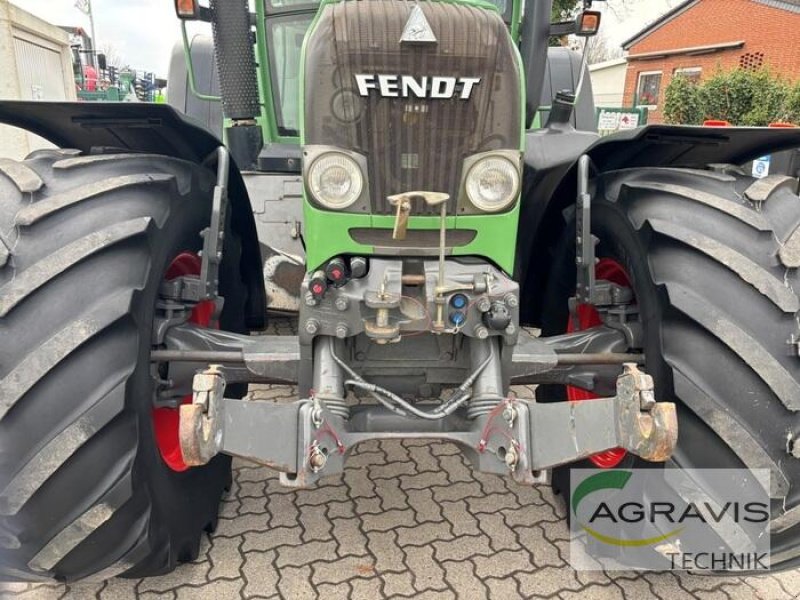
left=0, top=100, right=266, bottom=328
left=519, top=124, right=800, bottom=325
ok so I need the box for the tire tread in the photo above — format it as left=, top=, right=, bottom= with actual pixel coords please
left=0, top=151, right=235, bottom=581
left=0, top=159, right=43, bottom=194
left=622, top=180, right=771, bottom=231
left=0, top=218, right=151, bottom=318
left=0, top=380, right=127, bottom=516
left=744, top=174, right=797, bottom=203
left=15, top=174, right=173, bottom=227
left=0, top=291, right=133, bottom=422
left=598, top=167, right=800, bottom=569
left=648, top=217, right=799, bottom=313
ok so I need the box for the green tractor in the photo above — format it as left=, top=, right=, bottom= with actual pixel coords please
left=1, top=0, right=799, bottom=581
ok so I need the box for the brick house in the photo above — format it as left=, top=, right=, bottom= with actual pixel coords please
left=622, top=0, right=800, bottom=123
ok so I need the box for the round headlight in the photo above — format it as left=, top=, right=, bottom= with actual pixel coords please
left=465, top=156, right=520, bottom=213
left=308, top=152, right=364, bottom=210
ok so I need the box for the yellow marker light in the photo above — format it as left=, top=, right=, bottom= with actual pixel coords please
left=175, top=0, right=199, bottom=19
left=576, top=11, right=602, bottom=37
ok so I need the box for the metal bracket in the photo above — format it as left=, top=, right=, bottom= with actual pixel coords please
left=154, top=324, right=646, bottom=397
left=614, top=363, right=677, bottom=461
left=571, top=157, right=643, bottom=349
left=588, top=280, right=634, bottom=307
left=157, top=147, right=230, bottom=305
left=199, top=147, right=230, bottom=301
left=600, top=303, right=642, bottom=350
left=529, top=363, right=678, bottom=468
left=158, top=276, right=207, bottom=305
left=152, top=302, right=191, bottom=347
left=179, top=365, right=226, bottom=467
left=277, top=396, right=542, bottom=488
left=175, top=361, right=677, bottom=487
left=153, top=325, right=301, bottom=406
left=575, top=154, right=596, bottom=307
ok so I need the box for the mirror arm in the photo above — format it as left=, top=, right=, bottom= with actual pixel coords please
left=549, top=21, right=577, bottom=37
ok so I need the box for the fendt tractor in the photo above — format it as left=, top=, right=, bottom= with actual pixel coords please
left=1, top=0, right=800, bottom=581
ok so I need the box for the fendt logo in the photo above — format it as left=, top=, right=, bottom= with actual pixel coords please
left=354, top=74, right=481, bottom=100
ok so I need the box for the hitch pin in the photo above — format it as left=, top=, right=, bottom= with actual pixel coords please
left=386, top=191, right=451, bottom=329
left=389, top=196, right=411, bottom=240
left=426, top=193, right=451, bottom=329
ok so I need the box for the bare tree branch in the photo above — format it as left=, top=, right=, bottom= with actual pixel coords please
left=98, top=43, right=128, bottom=70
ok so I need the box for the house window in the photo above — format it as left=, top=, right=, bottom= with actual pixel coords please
left=674, top=67, right=702, bottom=84
left=636, top=71, right=662, bottom=108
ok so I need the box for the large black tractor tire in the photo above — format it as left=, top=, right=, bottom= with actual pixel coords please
left=0, top=150, right=248, bottom=581
left=541, top=166, right=800, bottom=570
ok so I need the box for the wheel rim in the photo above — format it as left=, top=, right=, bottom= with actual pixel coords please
left=566, top=258, right=632, bottom=469
left=152, top=252, right=217, bottom=472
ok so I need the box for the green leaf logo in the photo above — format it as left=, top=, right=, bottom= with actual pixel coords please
left=572, top=470, right=682, bottom=547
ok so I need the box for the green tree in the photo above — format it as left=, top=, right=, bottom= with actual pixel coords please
left=697, top=69, right=755, bottom=124
left=785, top=82, right=800, bottom=124
left=552, top=0, right=581, bottom=20
left=549, top=0, right=581, bottom=46
left=740, top=69, right=790, bottom=126
left=663, top=67, right=799, bottom=126
left=663, top=74, right=703, bottom=125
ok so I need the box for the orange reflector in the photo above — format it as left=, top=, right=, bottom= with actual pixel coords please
left=703, top=119, right=731, bottom=127
left=175, top=0, right=199, bottom=18
left=769, top=122, right=798, bottom=128
left=576, top=11, right=602, bottom=36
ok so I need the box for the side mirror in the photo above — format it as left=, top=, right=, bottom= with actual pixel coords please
left=549, top=10, right=602, bottom=38
left=175, top=0, right=199, bottom=19
left=96, top=53, right=107, bottom=71
left=575, top=10, right=602, bottom=37
left=174, top=0, right=211, bottom=21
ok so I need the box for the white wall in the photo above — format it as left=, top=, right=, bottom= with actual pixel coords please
left=0, top=0, right=76, bottom=160
left=589, top=58, right=628, bottom=108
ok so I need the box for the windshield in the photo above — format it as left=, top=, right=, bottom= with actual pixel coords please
left=267, top=0, right=318, bottom=7
left=266, top=13, right=314, bottom=136
left=264, top=0, right=514, bottom=138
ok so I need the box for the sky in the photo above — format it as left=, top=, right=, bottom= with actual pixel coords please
left=9, top=0, right=680, bottom=78
left=9, top=0, right=200, bottom=77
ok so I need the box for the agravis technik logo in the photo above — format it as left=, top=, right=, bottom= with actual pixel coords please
left=569, top=469, right=771, bottom=571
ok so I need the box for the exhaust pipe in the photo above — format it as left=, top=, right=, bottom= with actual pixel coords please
left=519, top=0, right=554, bottom=128
left=209, top=0, right=263, bottom=169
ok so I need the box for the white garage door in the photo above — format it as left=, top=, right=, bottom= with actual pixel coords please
left=5, top=29, right=69, bottom=158
left=13, top=31, right=69, bottom=100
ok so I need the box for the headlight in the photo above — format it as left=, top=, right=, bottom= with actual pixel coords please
left=465, top=155, right=520, bottom=213
left=308, top=152, right=363, bottom=210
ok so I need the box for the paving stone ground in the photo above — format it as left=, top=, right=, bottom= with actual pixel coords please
left=3, top=435, right=799, bottom=600
left=3, top=320, right=799, bottom=599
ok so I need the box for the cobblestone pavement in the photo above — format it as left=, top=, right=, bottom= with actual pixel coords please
left=6, top=405, right=800, bottom=599
left=3, top=321, right=800, bottom=599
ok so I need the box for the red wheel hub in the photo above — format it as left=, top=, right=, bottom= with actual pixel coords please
left=152, top=252, right=217, bottom=472
left=567, top=258, right=632, bottom=468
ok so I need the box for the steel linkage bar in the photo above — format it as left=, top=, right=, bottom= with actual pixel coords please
left=177, top=364, right=677, bottom=487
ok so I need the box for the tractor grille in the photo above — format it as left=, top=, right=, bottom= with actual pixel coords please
left=303, top=0, right=521, bottom=216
